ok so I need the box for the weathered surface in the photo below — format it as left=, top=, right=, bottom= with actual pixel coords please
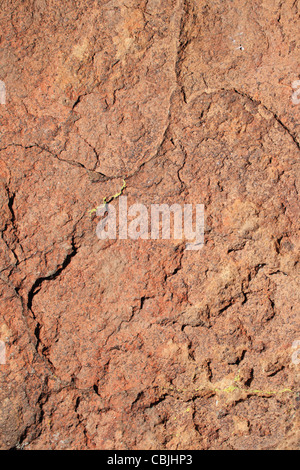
left=0, top=0, right=299, bottom=450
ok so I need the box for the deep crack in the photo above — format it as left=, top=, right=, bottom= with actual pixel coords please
left=27, top=236, right=78, bottom=314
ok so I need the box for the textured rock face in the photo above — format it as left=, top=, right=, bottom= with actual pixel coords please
left=0, top=0, right=299, bottom=450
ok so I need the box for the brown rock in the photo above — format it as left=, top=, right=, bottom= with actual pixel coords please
left=0, top=0, right=299, bottom=450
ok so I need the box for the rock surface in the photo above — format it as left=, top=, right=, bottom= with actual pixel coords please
left=0, top=0, right=299, bottom=450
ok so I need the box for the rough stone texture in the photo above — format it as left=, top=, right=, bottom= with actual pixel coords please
left=0, top=0, right=299, bottom=450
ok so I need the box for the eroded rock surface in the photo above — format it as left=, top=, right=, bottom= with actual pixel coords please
left=0, top=0, right=299, bottom=450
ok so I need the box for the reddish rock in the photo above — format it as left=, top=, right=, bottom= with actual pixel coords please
left=0, top=0, right=299, bottom=450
